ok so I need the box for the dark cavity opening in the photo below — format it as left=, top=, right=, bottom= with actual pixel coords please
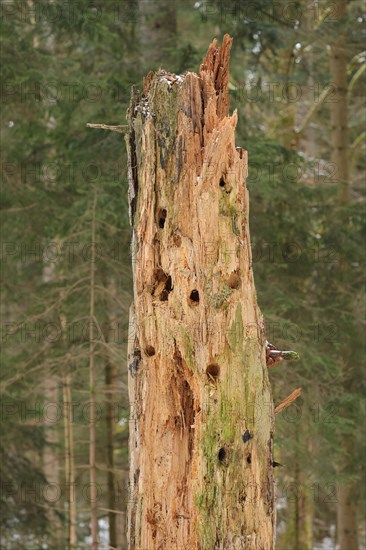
left=246, top=453, right=252, bottom=465
left=165, top=276, right=173, bottom=292
left=227, top=271, right=241, bottom=289
left=219, top=177, right=225, bottom=188
left=160, top=290, right=169, bottom=301
left=153, top=269, right=173, bottom=301
left=158, top=208, right=167, bottom=228
left=206, top=363, right=220, bottom=381
left=190, top=290, right=199, bottom=303
left=218, top=447, right=226, bottom=463
left=154, top=268, right=167, bottom=282
left=145, top=345, right=156, bottom=357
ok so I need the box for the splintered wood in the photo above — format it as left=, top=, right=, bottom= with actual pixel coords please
left=126, top=35, right=275, bottom=549
left=275, top=388, right=302, bottom=415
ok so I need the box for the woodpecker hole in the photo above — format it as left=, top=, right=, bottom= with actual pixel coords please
left=153, top=269, right=173, bottom=301
left=145, top=345, right=156, bottom=357
left=159, top=276, right=173, bottom=301
left=160, top=290, right=169, bottom=301
left=218, top=447, right=226, bottom=463
left=154, top=268, right=167, bottom=282
left=206, top=363, right=220, bottom=381
left=227, top=271, right=241, bottom=289
left=165, top=276, right=173, bottom=292
left=190, top=290, right=199, bottom=303
left=246, top=453, right=252, bottom=465
left=219, top=177, right=225, bottom=188
left=158, top=208, right=167, bottom=228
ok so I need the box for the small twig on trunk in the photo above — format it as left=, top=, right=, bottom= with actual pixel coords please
left=275, top=388, right=302, bottom=415
left=87, top=123, right=128, bottom=133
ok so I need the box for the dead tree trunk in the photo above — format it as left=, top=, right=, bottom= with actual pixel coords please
left=125, top=35, right=275, bottom=549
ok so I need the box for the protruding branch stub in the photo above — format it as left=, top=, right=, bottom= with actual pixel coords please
left=86, top=123, right=127, bottom=133
left=275, top=388, right=302, bottom=415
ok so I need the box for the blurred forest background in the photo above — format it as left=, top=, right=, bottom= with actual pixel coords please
left=0, top=0, right=365, bottom=549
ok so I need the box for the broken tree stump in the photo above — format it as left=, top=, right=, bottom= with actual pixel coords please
left=125, top=35, right=275, bottom=549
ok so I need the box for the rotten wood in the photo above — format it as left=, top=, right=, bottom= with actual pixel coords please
left=125, top=35, right=275, bottom=549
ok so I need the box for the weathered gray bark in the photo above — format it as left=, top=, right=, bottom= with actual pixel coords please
left=125, top=35, right=275, bottom=549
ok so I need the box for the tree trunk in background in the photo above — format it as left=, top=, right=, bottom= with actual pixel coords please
left=125, top=35, right=275, bottom=549
left=139, top=0, right=177, bottom=71
left=89, top=192, right=98, bottom=549
left=337, top=484, right=359, bottom=550
left=42, top=258, right=62, bottom=546
left=276, top=44, right=296, bottom=150
left=62, top=368, right=77, bottom=549
left=298, top=5, right=318, bottom=159
left=42, top=376, right=62, bottom=544
left=294, top=470, right=313, bottom=549
left=330, top=3, right=359, bottom=548
left=329, top=0, right=349, bottom=199
left=105, top=358, right=117, bottom=548
left=104, top=278, right=118, bottom=550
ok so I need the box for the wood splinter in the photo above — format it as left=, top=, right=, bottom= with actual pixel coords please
left=275, top=388, right=302, bottom=415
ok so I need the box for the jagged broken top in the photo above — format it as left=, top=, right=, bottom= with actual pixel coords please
left=140, top=34, right=233, bottom=121
left=200, top=34, right=232, bottom=120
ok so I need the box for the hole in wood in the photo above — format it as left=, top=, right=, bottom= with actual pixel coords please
left=158, top=208, right=167, bottom=228
left=227, top=271, right=241, bottom=289
left=145, top=345, right=156, bottom=356
left=152, top=269, right=173, bottom=301
left=239, top=493, right=246, bottom=504
left=218, top=447, right=226, bottom=463
left=206, top=363, right=220, bottom=381
left=219, top=177, right=225, bottom=188
left=154, top=268, right=167, bottom=282
left=160, top=290, right=169, bottom=301
left=165, top=275, right=173, bottom=292
left=236, top=147, right=244, bottom=159
left=189, top=289, right=199, bottom=303
left=246, top=453, right=252, bottom=465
